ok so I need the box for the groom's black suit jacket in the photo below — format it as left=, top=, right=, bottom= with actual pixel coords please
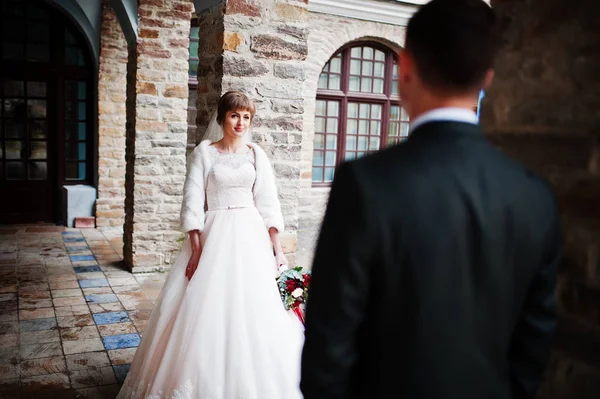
left=301, top=121, right=561, bottom=399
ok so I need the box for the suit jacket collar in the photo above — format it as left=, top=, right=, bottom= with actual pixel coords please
left=409, top=107, right=478, bottom=133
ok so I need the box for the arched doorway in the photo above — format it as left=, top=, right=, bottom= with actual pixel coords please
left=0, top=0, right=95, bottom=224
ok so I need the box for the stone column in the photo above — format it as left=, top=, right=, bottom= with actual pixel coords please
left=96, top=2, right=128, bottom=233
left=123, top=0, right=194, bottom=272
left=483, top=0, right=600, bottom=396
left=195, top=0, right=309, bottom=266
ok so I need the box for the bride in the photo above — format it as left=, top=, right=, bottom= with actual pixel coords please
left=116, top=91, right=304, bottom=399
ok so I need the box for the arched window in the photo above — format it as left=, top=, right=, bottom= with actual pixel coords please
left=312, top=43, right=409, bottom=185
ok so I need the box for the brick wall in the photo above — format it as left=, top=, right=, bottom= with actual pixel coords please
left=483, top=0, right=600, bottom=396
left=96, top=2, right=127, bottom=233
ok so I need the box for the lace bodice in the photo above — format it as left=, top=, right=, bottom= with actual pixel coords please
left=206, top=145, right=256, bottom=211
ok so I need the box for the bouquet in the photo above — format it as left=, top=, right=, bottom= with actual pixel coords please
left=276, top=266, right=311, bottom=326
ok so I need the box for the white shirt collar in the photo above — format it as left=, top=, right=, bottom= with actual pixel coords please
left=409, top=107, right=478, bottom=133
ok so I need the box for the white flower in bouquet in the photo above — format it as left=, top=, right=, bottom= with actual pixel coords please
left=292, top=288, right=303, bottom=298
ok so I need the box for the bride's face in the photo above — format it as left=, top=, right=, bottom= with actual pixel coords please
left=222, top=108, right=252, bottom=139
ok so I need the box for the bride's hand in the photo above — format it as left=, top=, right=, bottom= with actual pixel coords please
left=186, top=252, right=201, bottom=281
left=275, top=251, right=288, bottom=270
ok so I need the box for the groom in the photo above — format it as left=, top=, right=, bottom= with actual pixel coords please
left=301, top=1, right=561, bottom=398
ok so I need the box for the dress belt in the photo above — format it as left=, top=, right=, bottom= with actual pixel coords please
left=207, top=205, right=254, bottom=212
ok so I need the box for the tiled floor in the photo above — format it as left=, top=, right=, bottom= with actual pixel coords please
left=0, top=225, right=167, bottom=398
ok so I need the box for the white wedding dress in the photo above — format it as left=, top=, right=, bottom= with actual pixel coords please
left=117, top=146, right=304, bottom=399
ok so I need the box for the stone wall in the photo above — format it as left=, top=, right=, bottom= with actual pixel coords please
left=297, top=12, right=406, bottom=268
left=483, top=0, right=600, bottom=397
left=195, top=0, right=310, bottom=266
left=123, top=0, right=193, bottom=272
left=96, top=2, right=127, bottom=233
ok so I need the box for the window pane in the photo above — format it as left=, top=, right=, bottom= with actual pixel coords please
left=326, top=135, right=337, bottom=150
left=401, top=107, right=410, bottom=121
left=345, top=152, right=355, bottom=161
left=316, top=100, right=326, bottom=116
left=373, top=79, right=384, bottom=94
left=190, top=27, right=200, bottom=39
left=5, top=121, right=25, bottom=139
left=351, top=47, right=361, bottom=58
left=325, top=151, right=336, bottom=166
left=330, top=57, right=341, bottom=74
left=318, top=74, right=327, bottom=89
left=369, top=137, right=380, bottom=150
left=372, top=104, right=382, bottom=119
left=4, top=99, right=25, bottom=117
left=374, top=62, right=385, bottom=78
left=79, top=143, right=86, bottom=161
left=350, top=60, right=361, bottom=75
left=65, top=46, right=85, bottom=66
left=324, top=167, right=335, bottom=183
left=78, top=163, right=86, bottom=179
left=361, top=78, right=372, bottom=93
left=347, top=120, right=357, bottom=135
left=362, top=61, right=373, bottom=76
left=370, top=121, right=381, bottom=136
left=6, top=141, right=24, bottom=159
left=30, top=141, right=46, bottom=159
left=189, top=40, right=199, bottom=58
left=313, top=151, right=324, bottom=167
left=312, top=167, right=323, bottom=182
left=359, top=104, right=370, bottom=119
left=65, top=101, right=86, bottom=119
left=348, top=103, right=358, bottom=118
left=189, top=59, right=199, bottom=78
left=28, top=3, right=48, bottom=19
left=328, top=75, right=340, bottom=90
left=359, top=120, right=368, bottom=134
left=3, top=43, right=24, bottom=60
left=349, top=76, right=360, bottom=92
left=28, top=99, right=46, bottom=118
left=315, top=117, right=325, bottom=133
left=65, top=122, right=86, bottom=140
left=6, top=161, right=25, bottom=179
left=314, top=134, right=325, bottom=150
left=28, top=81, right=46, bottom=97
left=400, top=123, right=410, bottom=137
left=326, top=118, right=338, bottom=134
left=358, top=136, right=368, bottom=150
left=327, top=101, right=339, bottom=116
left=363, top=47, right=373, bottom=59
left=29, top=120, right=47, bottom=139
left=65, top=81, right=86, bottom=99
left=375, top=50, right=385, bottom=61
left=66, top=162, right=86, bottom=180
left=346, top=135, right=356, bottom=151
left=28, top=161, right=46, bottom=180
left=4, top=80, right=24, bottom=96
left=27, top=21, right=49, bottom=42
left=390, top=105, right=400, bottom=120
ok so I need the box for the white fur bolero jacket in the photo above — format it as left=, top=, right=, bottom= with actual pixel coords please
left=180, top=140, right=285, bottom=234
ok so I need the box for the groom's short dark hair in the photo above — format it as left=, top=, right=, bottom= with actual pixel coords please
left=405, top=0, right=499, bottom=94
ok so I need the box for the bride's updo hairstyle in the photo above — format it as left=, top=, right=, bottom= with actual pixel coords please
left=216, top=91, right=256, bottom=125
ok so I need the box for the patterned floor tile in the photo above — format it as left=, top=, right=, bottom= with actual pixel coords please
left=19, top=318, right=57, bottom=332
left=85, top=294, right=119, bottom=304
left=0, top=310, right=18, bottom=322
left=64, top=237, right=86, bottom=243
left=73, top=266, right=102, bottom=274
left=63, top=338, right=105, bottom=355
left=65, top=351, right=111, bottom=372
left=56, top=314, right=95, bottom=328
left=127, top=308, right=152, bottom=322
left=87, top=302, right=124, bottom=314
left=73, top=261, right=100, bottom=267
left=73, top=384, right=121, bottom=399
left=55, top=305, right=91, bottom=317
left=82, top=287, right=114, bottom=296
left=77, top=272, right=105, bottom=280
left=0, top=321, right=18, bottom=334
left=122, top=299, right=154, bottom=311
left=97, top=322, right=136, bottom=337
left=0, top=363, right=19, bottom=380
left=19, top=356, right=67, bottom=377
left=60, top=326, right=101, bottom=341
left=107, top=348, right=136, bottom=366
left=70, top=255, right=96, bottom=262
left=0, top=299, right=17, bottom=311
left=92, top=311, right=130, bottom=325
left=53, top=296, right=87, bottom=307
left=20, top=342, right=63, bottom=360
left=19, top=290, right=52, bottom=299
left=113, top=364, right=130, bottom=384
left=51, top=289, right=84, bottom=298
left=70, top=366, right=117, bottom=389
left=79, top=279, right=109, bottom=289
left=21, top=372, right=71, bottom=393
left=49, top=280, right=80, bottom=290
left=19, top=308, right=56, bottom=320
left=0, top=333, right=18, bottom=348
left=107, top=277, right=137, bottom=287
left=102, top=333, right=140, bottom=350
left=20, top=329, right=61, bottom=345
left=0, top=346, right=19, bottom=364
left=19, top=298, right=53, bottom=309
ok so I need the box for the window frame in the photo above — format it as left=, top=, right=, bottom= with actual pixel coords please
left=313, top=42, right=404, bottom=187
left=188, top=18, right=199, bottom=88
